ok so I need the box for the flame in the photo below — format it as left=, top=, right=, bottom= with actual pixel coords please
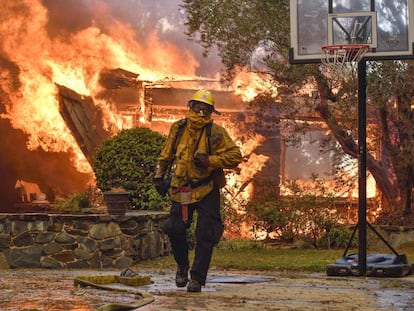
left=232, top=67, right=278, bottom=102
left=1, top=0, right=278, bottom=172
left=0, top=0, right=205, bottom=174
left=0, top=1, right=373, bottom=229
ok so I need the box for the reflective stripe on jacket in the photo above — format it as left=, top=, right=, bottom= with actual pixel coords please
left=157, top=119, right=242, bottom=203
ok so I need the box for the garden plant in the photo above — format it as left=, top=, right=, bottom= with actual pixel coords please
left=93, top=127, right=169, bottom=210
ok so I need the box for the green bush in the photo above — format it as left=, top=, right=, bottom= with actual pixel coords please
left=55, top=191, right=91, bottom=213
left=93, top=127, right=169, bottom=210
left=318, top=227, right=357, bottom=249
left=246, top=178, right=339, bottom=245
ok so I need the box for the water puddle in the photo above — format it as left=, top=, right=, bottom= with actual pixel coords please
left=375, top=284, right=414, bottom=311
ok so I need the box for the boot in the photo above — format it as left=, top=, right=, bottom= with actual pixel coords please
left=187, top=279, right=202, bottom=292
left=175, top=265, right=189, bottom=287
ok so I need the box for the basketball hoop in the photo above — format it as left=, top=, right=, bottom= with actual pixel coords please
left=321, top=44, right=370, bottom=80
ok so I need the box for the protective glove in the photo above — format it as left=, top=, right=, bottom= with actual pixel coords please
left=194, top=153, right=209, bottom=168
left=154, top=177, right=168, bottom=196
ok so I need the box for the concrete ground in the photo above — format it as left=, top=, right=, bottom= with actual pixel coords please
left=1, top=268, right=414, bottom=310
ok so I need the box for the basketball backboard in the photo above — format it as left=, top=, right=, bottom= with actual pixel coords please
left=290, top=0, right=414, bottom=63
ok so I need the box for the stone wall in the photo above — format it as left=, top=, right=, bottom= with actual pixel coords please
left=0, top=211, right=170, bottom=269
left=372, top=225, right=414, bottom=249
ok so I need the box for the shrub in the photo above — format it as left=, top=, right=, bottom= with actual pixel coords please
left=317, top=227, right=357, bottom=249
left=93, top=127, right=169, bottom=210
left=246, top=177, right=340, bottom=245
left=55, top=190, right=92, bottom=213
left=247, top=198, right=300, bottom=242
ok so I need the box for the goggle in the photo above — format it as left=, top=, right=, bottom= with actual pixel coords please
left=189, top=101, right=214, bottom=116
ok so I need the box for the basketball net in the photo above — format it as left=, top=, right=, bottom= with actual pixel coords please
left=321, top=44, right=369, bottom=83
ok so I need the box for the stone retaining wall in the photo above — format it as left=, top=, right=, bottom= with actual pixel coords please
left=372, top=225, right=414, bottom=249
left=0, top=211, right=170, bottom=269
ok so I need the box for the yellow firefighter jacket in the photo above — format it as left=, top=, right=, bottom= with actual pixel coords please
left=155, top=116, right=242, bottom=204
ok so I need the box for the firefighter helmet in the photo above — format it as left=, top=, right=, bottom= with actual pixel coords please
left=189, top=90, right=220, bottom=114
left=190, top=90, right=215, bottom=106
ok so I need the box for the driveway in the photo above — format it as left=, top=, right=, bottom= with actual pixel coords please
left=1, top=268, right=413, bottom=310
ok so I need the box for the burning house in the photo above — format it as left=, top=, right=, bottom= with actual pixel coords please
left=0, top=1, right=375, bottom=221
left=55, top=67, right=282, bottom=209
left=0, top=58, right=281, bottom=212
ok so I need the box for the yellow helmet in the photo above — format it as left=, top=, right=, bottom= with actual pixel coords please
left=189, top=90, right=220, bottom=114
left=190, top=90, right=214, bottom=106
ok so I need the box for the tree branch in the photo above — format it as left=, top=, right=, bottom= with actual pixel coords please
left=315, top=82, right=399, bottom=207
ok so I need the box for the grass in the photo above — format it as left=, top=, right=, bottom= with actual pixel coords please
left=137, top=239, right=414, bottom=273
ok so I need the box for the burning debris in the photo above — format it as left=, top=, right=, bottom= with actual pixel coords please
left=98, top=68, right=140, bottom=90
left=57, top=84, right=112, bottom=166
left=0, top=0, right=345, bottom=224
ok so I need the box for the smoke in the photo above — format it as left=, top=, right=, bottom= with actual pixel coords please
left=0, top=0, right=224, bottom=209
left=41, top=0, right=222, bottom=76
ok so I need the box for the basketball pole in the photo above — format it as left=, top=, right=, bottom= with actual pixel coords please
left=357, top=60, right=367, bottom=276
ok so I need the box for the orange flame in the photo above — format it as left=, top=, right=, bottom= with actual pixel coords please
left=0, top=0, right=276, bottom=214
left=0, top=0, right=206, bottom=173
left=232, top=67, right=278, bottom=102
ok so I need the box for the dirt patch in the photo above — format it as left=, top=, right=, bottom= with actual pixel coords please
left=0, top=269, right=413, bottom=310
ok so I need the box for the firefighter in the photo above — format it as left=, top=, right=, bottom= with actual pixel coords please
left=153, top=89, right=242, bottom=292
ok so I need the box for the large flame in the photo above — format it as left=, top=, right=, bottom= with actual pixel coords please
left=232, top=67, right=278, bottom=102
left=0, top=1, right=374, bottom=232
left=0, top=0, right=271, bottom=175
left=0, top=0, right=209, bottom=173
left=0, top=0, right=274, bottom=218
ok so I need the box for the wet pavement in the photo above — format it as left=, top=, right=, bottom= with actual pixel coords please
left=1, top=268, right=414, bottom=310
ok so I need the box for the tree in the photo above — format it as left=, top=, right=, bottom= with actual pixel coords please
left=181, top=0, right=414, bottom=224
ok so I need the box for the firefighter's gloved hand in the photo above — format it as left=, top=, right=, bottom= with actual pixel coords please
left=194, top=153, right=209, bottom=168
left=154, top=177, right=168, bottom=196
